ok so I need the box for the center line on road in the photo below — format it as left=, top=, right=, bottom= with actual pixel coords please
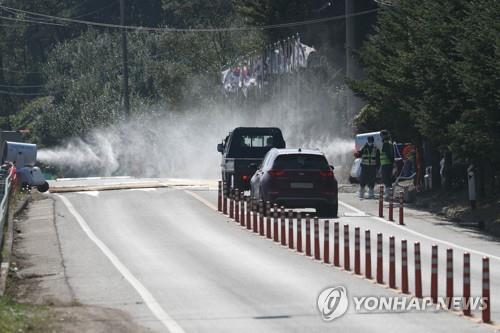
left=185, top=190, right=218, bottom=211
left=338, top=200, right=500, bottom=262
left=56, top=194, right=186, bottom=333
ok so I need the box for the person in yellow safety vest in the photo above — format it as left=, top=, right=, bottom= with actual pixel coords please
left=358, top=136, right=380, bottom=199
left=380, top=130, right=395, bottom=200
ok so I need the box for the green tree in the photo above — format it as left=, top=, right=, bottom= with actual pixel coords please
left=350, top=0, right=500, bottom=192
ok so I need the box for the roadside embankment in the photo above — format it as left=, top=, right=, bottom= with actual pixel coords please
left=3, top=192, right=150, bottom=332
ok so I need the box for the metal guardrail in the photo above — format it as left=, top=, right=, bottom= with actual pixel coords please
left=0, top=170, right=12, bottom=247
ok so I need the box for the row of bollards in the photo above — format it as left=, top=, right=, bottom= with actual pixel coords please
left=217, top=181, right=492, bottom=323
left=378, top=185, right=404, bottom=225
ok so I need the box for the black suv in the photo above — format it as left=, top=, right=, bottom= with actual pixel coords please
left=217, top=127, right=286, bottom=192
left=250, top=148, right=338, bottom=217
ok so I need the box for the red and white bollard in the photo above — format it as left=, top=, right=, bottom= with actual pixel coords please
left=240, top=192, right=246, bottom=227
left=246, top=197, right=251, bottom=230
left=324, top=221, right=330, bottom=264
left=377, top=233, right=383, bottom=284
left=288, top=210, right=294, bottom=249
left=399, top=191, right=404, bottom=225
left=401, top=240, right=409, bottom=294
left=415, top=242, right=422, bottom=298
left=259, top=201, right=264, bottom=235
left=280, top=207, right=287, bottom=246
left=314, top=217, right=320, bottom=260
left=222, top=182, right=228, bottom=215
left=482, top=257, right=490, bottom=323
left=305, top=214, right=311, bottom=256
left=365, top=229, right=372, bottom=279
left=273, top=204, right=279, bottom=242
left=217, top=181, right=222, bottom=212
left=344, top=224, right=350, bottom=271
left=446, top=248, right=453, bottom=308
left=463, top=253, right=471, bottom=316
left=379, top=185, right=384, bottom=218
left=431, top=244, right=438, bottom=303
left=252, top=201, right=258, bottom=231
left=334, top=222, right=340, bottom=267
left=229, top=190, right=234, bottom=219
left=235, top=189, right=240, bottom=223
left=266, top=202, right=271, bottom=239
left=354, top=227, right=361, bottom=275
left=296, top=213, right=303, bottom=253
left=388, top=192, right=394, bottom=222
left=389, top=236, right=396, bottom=289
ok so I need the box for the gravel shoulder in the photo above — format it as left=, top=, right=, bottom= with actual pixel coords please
left=7, top=192, right=151, bottom=333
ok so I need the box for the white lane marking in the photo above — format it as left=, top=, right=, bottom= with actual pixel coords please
left=185, top=190, right=218, bottom=211
left=56, top=194, right=185, bottom=333
left=184, top=189, right=500, bottom=262
left=338, top=200, right=500, bottom=262
left=77, top=191, right=100, bottom=197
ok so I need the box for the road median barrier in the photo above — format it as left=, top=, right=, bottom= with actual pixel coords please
left=240, top=192, right=245, bottom=226
left=431, top=245, right=439, bottom=303
left=280, top=207, right=286, bottom=246
left=305, top=214, right=311, bottom=256
left=259, top=200, right=264, bottom=236
left=214, top=191, right=494, bottom=325
left=296, top=213, right=302, bottom=253
left=344, top=224, right=350, bottom=271
left=365, top=230, right=372, bottom=279
left=314, top=217, right=320, bottom=260
left=389, top=236, right=396, bottom=289
left=323, top=221, right=330, bottom=264
left=234, top=189, right=240, bottom=223
left=355, top=227, right=361, bottom=274
left=378, top=185, right=384, bottom=218
left=401, top=240, right=409, bottom=294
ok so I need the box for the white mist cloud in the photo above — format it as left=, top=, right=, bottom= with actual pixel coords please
left=38, top=102, right=355, bottom=182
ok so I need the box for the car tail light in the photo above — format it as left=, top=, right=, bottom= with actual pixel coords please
left=268, top=169, right=285, bottom=177
left=319, top=170, right=334, bottom=177
left=241, top=175, right=249, bottom=182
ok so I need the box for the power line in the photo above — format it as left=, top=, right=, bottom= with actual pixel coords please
left=0, top=13, right=66, bottom=26
left=0, top=5, right=379, bottom=32
left=0, top=89, right=48, bottom=96
left=0, top=83, right=45, bottom=88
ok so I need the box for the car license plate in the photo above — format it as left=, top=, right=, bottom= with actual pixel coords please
left=291, top=182, right=313, bottom=189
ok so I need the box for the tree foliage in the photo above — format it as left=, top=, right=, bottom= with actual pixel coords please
left=349, top=0, right=500, bottom=167
left=1, top=0, right=262, bottom=145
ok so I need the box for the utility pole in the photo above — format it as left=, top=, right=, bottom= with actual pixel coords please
left=120, top=0, right=130, bottom=119
left=345, top=0, right=354, bottom=118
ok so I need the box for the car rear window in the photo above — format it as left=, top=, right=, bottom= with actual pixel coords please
left=239, top=135, right=276, bottom=148
left=273, top=154, right=329, bottom=170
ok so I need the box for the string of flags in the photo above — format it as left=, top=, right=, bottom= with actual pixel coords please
left=221, top=34, right=316, bottom=98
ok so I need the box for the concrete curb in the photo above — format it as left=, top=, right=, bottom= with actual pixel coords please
left=0, top=193, right=31, bottom=296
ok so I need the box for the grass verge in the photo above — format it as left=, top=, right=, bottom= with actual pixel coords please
left=0, top=296, right=51, bottom=332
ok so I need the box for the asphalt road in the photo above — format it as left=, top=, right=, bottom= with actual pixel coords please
left=52, top=184, right=499, bottom=333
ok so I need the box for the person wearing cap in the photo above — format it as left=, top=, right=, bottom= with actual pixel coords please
left=358, top=136, right=380, bottom=199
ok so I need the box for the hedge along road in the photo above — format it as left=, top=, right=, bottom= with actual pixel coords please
left=54, top=185, right=496, bottom=332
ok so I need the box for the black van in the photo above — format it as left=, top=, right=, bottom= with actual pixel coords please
left=217, top=127, right=286, bottom=192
